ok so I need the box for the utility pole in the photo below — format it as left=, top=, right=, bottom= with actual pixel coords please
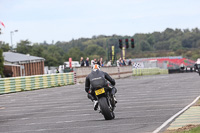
left=10, top=30, right=18, bottom=49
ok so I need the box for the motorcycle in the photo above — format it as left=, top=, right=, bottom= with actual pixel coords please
left=194, top=64, right=200, bottom=76
left=94, top=86, right=116, bottom=120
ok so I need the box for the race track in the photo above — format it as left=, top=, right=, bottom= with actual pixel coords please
left=0, top=73, right=200, bottom=133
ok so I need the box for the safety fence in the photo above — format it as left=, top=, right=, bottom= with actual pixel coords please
left=133, top=68, right=168, bottom=76
left=0, top=72, right=74, bottom=94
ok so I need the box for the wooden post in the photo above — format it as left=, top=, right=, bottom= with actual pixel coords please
left=11, top=66, right=14, bottom=77
left=27, top=63, right=29, bottom=76
left=37, top=62, right=39, bottom=75
left=30, top=62, right=32, bottom=75
left=42, top=61, right=44, bottom=74
left=33, top=63, right=35, bottom=75
left=23, top=64, right=26, bottom=76
left=35, top=62, right=38, bottom=75
left=39, top=62, right=42, bottom=74
left=118, top=66, right=120, bottom=79
left=25, top=64, right=28, bottom=76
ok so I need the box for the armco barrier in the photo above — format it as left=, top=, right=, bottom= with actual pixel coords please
left=0, top=72, right=74, bottom=94
left=133, top=68, right=168, bottom=76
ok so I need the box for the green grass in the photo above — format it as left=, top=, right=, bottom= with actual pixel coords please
left=174, top=126, right=200, bottom=133
left=194, top=99, right=200, bottom=106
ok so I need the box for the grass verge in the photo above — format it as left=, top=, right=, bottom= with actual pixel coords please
left=164, top=125, right=200, bottom=133
left=163, top=98, right=200, bottom=133
left=193, top=99, right=200, bottom=106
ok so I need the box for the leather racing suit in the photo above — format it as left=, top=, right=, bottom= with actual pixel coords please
left=85, top=69, right=117, bottom=101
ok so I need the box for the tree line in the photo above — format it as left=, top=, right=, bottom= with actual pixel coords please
left=0, top=27, right=200, bottom=70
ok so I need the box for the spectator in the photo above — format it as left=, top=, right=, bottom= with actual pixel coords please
left=118, top=58, right=123, bottom=66
left=93, top=58, right=97, bottom=64
left=120, top=58, right=124, bottom=66
left=97, top=59, right=100, bottom=66
left=91, top=60, right=94, bottom=67
left=117, top=60, right=120, bottom=67
left=80, top=57, right=85, bottom=67
left=128, top=59, right=132, bottom=66
left=107, top=60, right=112, bottom=66
left=56, top=68, right=59, bottom=73
left=122, top=59, right=127, bottom=66
left=91, top=58, right=97, bottom=67
left=85, top=57, right=90, bottom=67
left=100, top=57, right=104, bottom=67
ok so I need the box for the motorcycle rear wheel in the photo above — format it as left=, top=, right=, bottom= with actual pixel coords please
left=99, top=97, right=115, bottom=120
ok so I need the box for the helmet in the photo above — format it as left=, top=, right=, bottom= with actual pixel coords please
left=92, top=64, right=100, bottom=71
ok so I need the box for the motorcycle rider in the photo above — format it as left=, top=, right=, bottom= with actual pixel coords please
left=85, top=64, right=117, bottom=111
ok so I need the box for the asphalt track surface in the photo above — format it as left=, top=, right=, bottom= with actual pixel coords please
left=0, top=73, right=200, bottom=133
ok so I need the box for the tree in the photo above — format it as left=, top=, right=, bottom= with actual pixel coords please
left=182, top=37, right=193, bottom=48
left=43, top=45, right=65, bottom=66
left=147, top=36, right=155, bottom=47
left=140, top=41, right=151, bottom=51
left=65, top=47, right=85, bottom=61
left=31, top=43, right=45, bottom=57
left=0, top=42, right=10, bottom=52
left=169, top=38, right=182, bottom=51
left=16, top=40, right=32, bottom=54
left=85, top=44, right=106, bottom=58
left=0, top=49, right=4, bottom=77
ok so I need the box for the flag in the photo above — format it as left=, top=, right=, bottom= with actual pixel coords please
left=0, top=21, right=5, bottom=28
left=133, top=62, right=144, bottom=68
left=133, top=63, right=141, bottom=68
left=111, top=46, right=115, bottom=62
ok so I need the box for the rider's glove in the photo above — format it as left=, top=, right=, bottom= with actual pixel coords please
left=111, top=79, right=115, bottom=86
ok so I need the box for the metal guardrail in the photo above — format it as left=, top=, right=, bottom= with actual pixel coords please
left=0, top=73, right=74, bottom=94
left=133, top=68, right=169, bottom=76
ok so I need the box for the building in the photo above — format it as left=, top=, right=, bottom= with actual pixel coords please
left=3, top=52, right=45, bottom=77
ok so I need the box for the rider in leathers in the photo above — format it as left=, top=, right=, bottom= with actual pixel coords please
left=85, top=64, right=117, bottom=110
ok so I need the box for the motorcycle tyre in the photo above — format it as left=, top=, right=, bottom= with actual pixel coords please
left=99, top=97, right=115, bottom=120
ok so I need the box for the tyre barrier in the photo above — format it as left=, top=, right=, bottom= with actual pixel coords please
left=0, top=72, right=74, bottom=95
left=133, top=68, right=168, bottom=76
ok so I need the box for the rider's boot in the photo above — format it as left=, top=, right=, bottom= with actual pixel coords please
left=113, top=95, right=117, bottom=104
left=93, top=100, right=98, bottom=111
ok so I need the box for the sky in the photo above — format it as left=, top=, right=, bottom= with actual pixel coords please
left=0, top=0, right=200, bottom=46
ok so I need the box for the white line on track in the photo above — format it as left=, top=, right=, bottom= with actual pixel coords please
left=152, top=95, right=200, bottom=133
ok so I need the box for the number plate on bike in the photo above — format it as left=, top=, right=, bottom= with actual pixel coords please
left=95, top=88, right=105, bottom=95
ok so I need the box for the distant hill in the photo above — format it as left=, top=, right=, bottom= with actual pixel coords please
left=1, top=27, right=200, bottom=66
left=54, top=27, right=200, bottom=60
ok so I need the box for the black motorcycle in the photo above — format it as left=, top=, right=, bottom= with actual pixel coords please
left=94, top=87, right=116, bottom=120
left=194, top=64, right=200, bottom=76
